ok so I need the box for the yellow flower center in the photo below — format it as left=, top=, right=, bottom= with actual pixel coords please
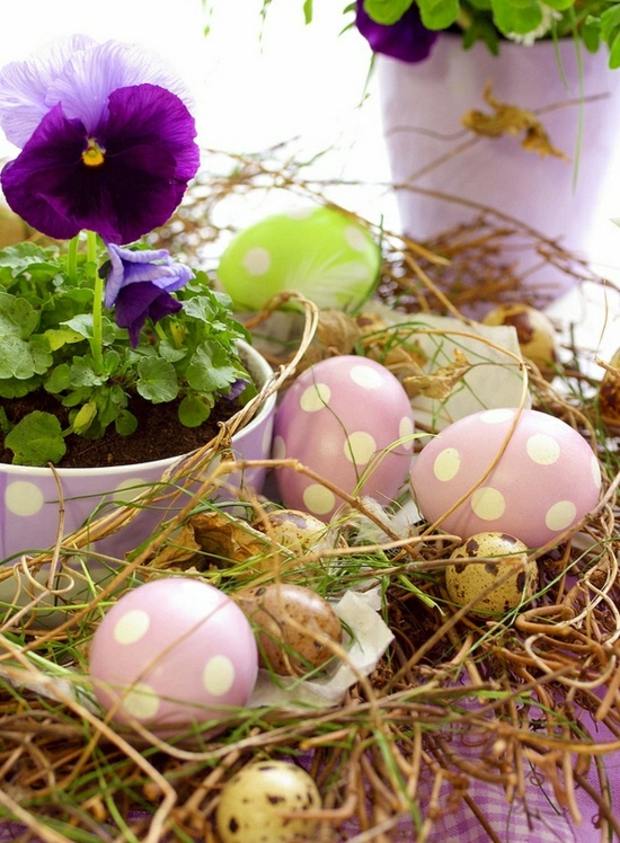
left=81, top=138, right=106, bottom=168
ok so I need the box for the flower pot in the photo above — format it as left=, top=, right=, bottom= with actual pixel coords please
left=378, top=38, right=620, bottom=281
left=0, top=341, right=275, bottom=563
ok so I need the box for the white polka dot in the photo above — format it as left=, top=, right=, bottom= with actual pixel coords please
left=399, top=416, right=414, bottom=448
left=344, top=431, right=376, bottom=465
left=433, top=448, right=461, bottom=482
left=591, top=454, right=602, bottom=490
left=479, top=409, right=515, bottom=424
left=122, top=683, right=160, bottom=720
left=545, top=500, right=577, bottom=532
left=5, top=481, right=44, bottom=517
left=112, top=478, right=147, bottom=504
left=303, top=484, right=336, bottom=516
left=286, top=208, right=315, bottom=219
left=299, top=383, right=331, bottom=412
left=350, top=365, right=383, bottom=390
left=203, top=655, right=235, bottom=696
left=526, top=433, right=560, bottom=465
left=471, top=487, right=506, bottom=521
left=242, top=247, right=271, bottom=276
left=272, top=436, right=286, bottom=460
left=344, top=225, right=368, bottom=251
left=113, top=609, right=150, bottom=645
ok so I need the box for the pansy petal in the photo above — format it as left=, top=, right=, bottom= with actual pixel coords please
left=115, top=282, right=182, bottom=346
left=86, top=84, right=199, bottom=243
left=46, top=40, right=192, bottom=135
left=0, top=34, right=95, bottom=148
left=0, top=103, right=87, bottom=239
left=355, top=2, right=438, bottom=63
left=107, top=244, right=172, bottom=264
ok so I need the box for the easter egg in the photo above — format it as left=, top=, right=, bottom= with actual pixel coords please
left=216, top=761, right=321, bottom=843
left=217, top=207, right=380, bottom=312
left=235, top=584, right=342, bottom=675
left=483, top=304, right=558, bottom=373
left=273, top=356, right=414, bottom=520
left=600, top=347, right=620, bottom=426
left=411, top=408, right=601, bottom=547
left=89, top=578, right=258, bottom=731
left=445, top=532, right=537, bottom=616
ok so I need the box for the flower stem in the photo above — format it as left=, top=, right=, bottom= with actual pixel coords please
left=66, top=234, right=79, bottom=283
left=86, top=230, right=104, bottom=373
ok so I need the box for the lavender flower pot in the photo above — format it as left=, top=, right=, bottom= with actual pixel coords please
left=379, top=38, right=620, bottom=284
left=0, top=342, right=275, bottom=564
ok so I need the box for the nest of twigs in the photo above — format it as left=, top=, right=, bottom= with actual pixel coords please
left=0, top=148, right=619, bottom=843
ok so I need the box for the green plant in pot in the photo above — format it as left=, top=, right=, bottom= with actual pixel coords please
left=0, top=36, right=276, bottom=563
left=345, top=0, right=620, bottom=282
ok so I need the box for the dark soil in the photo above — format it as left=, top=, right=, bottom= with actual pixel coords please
left=1, top=391, right=239, bottom=468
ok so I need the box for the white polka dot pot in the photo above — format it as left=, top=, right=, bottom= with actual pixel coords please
left=274, top=355, right=415, bottom=521
left=217, top=206, right=380, bottom=312
left=0, top=342, right=276, bottom=562
left=411, top=408, right=601, bottom=547
left=89, top=578, right=258, bottom=731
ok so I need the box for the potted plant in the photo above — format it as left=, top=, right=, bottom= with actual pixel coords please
left=0, top=36, right=276, bottom=562
left=353, top=0, right=620, bottom=263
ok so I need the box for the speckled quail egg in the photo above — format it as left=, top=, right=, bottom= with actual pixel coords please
left=216, top=760, right=321, bottom=843
left=258, top=510, right=336, bottom=557
left=600, top=348, right=620, bottom=426
left=445, top=532, right=537, bottom=616
left=235, top=584, right=342, bottom=675
left=483, top=304, right=558, bottom=374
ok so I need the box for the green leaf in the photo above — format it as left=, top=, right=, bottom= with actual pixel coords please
left=69, top=358, right=106, bottom=388
left=363, top=0, right=414, bottom=24
left=543, top=0, right=573, bottom=9
left=417, top=0, right=460, bottom=29
left=178, top=394, right=213, bottom=427
left=600, top=4, right=620, bottom=42
left=582, top=18, right=601, bottom=52
left=491, top=0, right=542, bottom=34
left=157, top=338, right=187, bottom=363
left=4, top=411, right=66, bottom=466
left=44, top=326, right=84, bottom=351
left=45, top=363, right=71, bottom=394
left=0, top=376, right=39, bottom=398
left=609, top=31, right=620, bottom=66
left=29, top=335, right=53, bottom=374
left=0, top=291, right=38, bottom=339
left=303, top=0, right=313, bottom=23
left=0, top=336, right=36, bottom=379
left=72, top=401, right=97, bottom=434
left=0, top=408, right=11, bottom=435
left=185, top=345, right=238, bottom=393
left=136, top=357, right=178, bottom=403
left=115, top=409, right=138, bottom=437
left=62, top=313, right=93, bottom=339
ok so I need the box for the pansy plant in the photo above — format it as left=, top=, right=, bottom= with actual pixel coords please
left=0, top=38, right=253, bottom=466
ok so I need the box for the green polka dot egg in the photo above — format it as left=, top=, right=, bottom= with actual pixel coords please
left=445, top=532, right=537, bottom=616
left=217, top=207, right=380, bottom=311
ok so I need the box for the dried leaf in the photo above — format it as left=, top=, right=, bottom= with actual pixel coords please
left=298, top=309, right=361, bottom=371
left=190, top=511, right=292, bottom=573
left=403, top=348, right=472, bottom=400
left=462, top=84, right=567, bottom=160
left=147, top=524, right=201, bottom=569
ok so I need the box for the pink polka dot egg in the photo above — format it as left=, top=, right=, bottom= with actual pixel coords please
left=89, top=578, right=258, bottom=732
left=411, top=408, right=601, bottom=547
left=273, top=355, right=414, bottom=520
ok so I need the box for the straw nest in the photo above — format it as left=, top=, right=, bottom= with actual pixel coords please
left=0, top=148, right=618, bottom=843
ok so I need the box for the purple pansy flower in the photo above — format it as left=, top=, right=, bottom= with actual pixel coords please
left=355, top=1, right=439, bottom=63
left=104, top=244, right=192, bottom=346
left=0, top=38, right=199, bottom=244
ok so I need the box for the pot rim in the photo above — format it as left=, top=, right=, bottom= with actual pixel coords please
left=0, top=340, right=276, bottom=478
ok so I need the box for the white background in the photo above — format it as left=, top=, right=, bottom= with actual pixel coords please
left=0, top=0, right=617, bottom=358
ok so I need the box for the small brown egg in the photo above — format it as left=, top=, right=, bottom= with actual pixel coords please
left=446, top=532, right=537, bottom=616
left=258, top=509, right=336, bottom=557
left=483, top=304, right=558, bottom=374
left=216, top=760, right=321, bottom=843
left=600, top=348, right=620, bottom=426
left=235, top=583, right=342, bottom=675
